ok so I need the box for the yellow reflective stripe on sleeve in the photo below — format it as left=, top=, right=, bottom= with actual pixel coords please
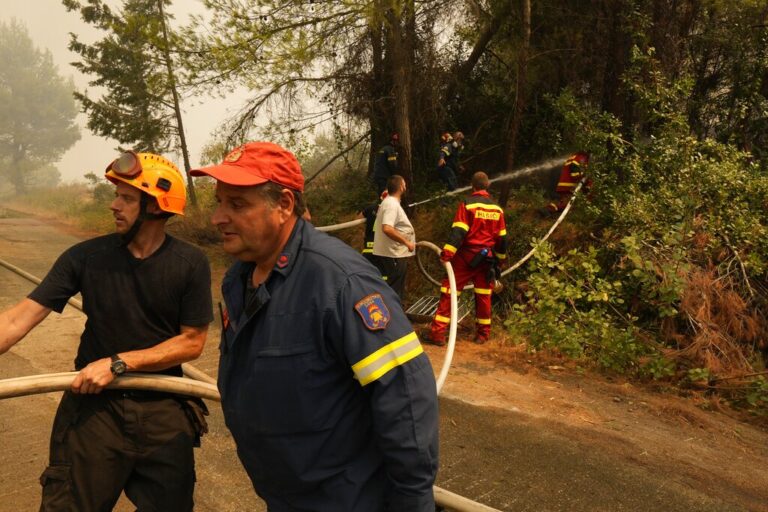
left=362, top=249, right=373, bottom=254
left=476, top=318, right=491, bottom=325
left=452, top=222, right=469, bottom=231
left=366, top=242, right=374, bottom=247
left=465, top=203, right=503, bottom=212
left=499, top=229, right=507, bottom=236
left=435, top=314, right=451, bottom=324
left=440, top=287, right=461, bottom=296
left=441, top=147, right=451, bottom=156
left=474, top=288, right=492, bottom=295
left=387, top=156, right=397, bottom=161
left=570, top=172, right=582, bottom=178
left=352, top=332, right=423, bottom=386
left=496, top=252, right=507, bottom=260
left=557, top=182, right=577, bottom=188
left=443, top=244, right=457, bottom=253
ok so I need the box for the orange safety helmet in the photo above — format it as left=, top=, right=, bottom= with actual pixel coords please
left=105, top=152, right=186, bottom=215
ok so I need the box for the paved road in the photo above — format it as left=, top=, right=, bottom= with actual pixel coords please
left=0, top=213, right=759, bottom=511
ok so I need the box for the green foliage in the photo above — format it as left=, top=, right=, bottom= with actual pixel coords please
left=743, top=377, right=768, bottom=412
left=687, top=368, right=712, bottom=384
left=64, top=0, right=178, bottom=153
left=0, top=20, right=80, bottom=193
left=506, top=242, right=651, bottom=373
left=501, top=36, right=768, bottom=402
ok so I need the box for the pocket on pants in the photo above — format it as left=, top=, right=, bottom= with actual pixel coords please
left=39, top=464, right=76, bottom=512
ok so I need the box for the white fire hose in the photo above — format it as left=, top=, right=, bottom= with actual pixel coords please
left=0, top=254, right=495, bottom=511
left=0, top=372, right=498, bottom=511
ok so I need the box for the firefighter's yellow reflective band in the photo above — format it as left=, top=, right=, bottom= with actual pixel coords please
left=444, top=244, right=457, bottom=253
left=452, top=222, right=469, bottom=231
left=474, top=288, right=492, bottom=295
left=497, top=252, right=507, bottom=260
left=476, top=318, right=491, bottom=325
left=557, top=182, right=577, bottom=188
left=499, top=229, right=507, bottom=236
left=362, top=248, right=373, bottom=254
left=440, top=287, right=461, bottom=295
left=435, top=314, right=451, bottom=324
left=466, top=203, right=503, bottom=212
left=352, top=332, right=422, bottom=386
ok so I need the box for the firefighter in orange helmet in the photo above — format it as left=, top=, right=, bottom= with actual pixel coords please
left=547, top=151, right=591, bottom=214
left=0, top=150, right=212, bottom=510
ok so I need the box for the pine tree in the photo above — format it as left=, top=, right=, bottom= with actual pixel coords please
left=64, top=0, right=197, bottom=205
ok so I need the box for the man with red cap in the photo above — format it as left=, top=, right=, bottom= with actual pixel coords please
left=191, top=141, right=438, bottom=512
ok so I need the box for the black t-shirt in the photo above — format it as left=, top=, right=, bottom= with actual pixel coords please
left=29, top=233, right=213, bottom=374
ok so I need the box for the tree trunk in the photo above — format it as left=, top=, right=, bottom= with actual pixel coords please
left=368, top=8, right=386, bottom=180
left=10, top=144, right=27, bottom=195
left=158, top=0, right=197, bottom=208
left=499, top=0, right=530, bottom=209
left=386, top=1, right=416, bottom=198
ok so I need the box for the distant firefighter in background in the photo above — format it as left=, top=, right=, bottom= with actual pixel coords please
left=547, top=151, right=591, bottom=214
left=372, top=132, right=399, bottom=195
left=436, top=131, right=465, bottom=191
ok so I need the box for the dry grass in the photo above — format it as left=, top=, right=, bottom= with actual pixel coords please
left=668, top=268, right=762, bottom=376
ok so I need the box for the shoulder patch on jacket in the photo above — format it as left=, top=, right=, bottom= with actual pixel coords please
left=354, top=293, right=391, bottom=331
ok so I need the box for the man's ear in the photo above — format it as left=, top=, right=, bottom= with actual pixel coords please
left=277, top=188, right=296, bottom=219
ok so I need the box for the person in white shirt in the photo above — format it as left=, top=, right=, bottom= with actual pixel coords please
left=372, top=175, right=415, bottom=299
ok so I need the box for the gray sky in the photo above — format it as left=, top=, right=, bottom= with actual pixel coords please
left=2, top=0, right=245, bottom=182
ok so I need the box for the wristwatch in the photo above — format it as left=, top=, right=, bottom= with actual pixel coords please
left=110, top=355, right=127, bottom=376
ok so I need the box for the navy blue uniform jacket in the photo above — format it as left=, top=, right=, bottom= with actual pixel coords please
left=218, top=218, right=439, bottom=511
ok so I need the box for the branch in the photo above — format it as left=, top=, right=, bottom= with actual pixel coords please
left=305, top=130, right=371, bottom=186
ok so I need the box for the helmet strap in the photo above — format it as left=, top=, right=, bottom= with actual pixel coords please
left=120, top=193, right=148, bottom=246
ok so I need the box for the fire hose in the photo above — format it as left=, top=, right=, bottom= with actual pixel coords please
left=0, top=255, right=494, bottom=510
left=0, top=372, right=498, bottom=511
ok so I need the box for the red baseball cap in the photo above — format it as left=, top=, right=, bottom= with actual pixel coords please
left=190, top=141, right=305, bottom=192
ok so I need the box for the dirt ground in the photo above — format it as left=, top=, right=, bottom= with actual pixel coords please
left=0, top=210, right=767, bottom=511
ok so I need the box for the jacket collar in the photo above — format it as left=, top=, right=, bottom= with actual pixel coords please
left=270, top=218, right=305, bottom=278
left=471, top=189, right=490, bottom=198
left=223, top=217, right=306, bottom=289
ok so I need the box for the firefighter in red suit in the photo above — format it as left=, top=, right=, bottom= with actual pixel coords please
left=547, top=151, right=591, bottom=213
left=426, top=171, right=507, bottom=345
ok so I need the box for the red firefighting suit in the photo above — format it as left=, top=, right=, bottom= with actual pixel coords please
left=430, top=189, right=507, bottom=342
left=548, top=152, right=591, bottom=213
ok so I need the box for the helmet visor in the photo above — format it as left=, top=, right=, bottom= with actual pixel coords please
left=108, top=151, right=142, bottom=179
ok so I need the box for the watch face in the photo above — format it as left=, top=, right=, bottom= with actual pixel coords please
left=111, top=360, right=127, bottom=376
